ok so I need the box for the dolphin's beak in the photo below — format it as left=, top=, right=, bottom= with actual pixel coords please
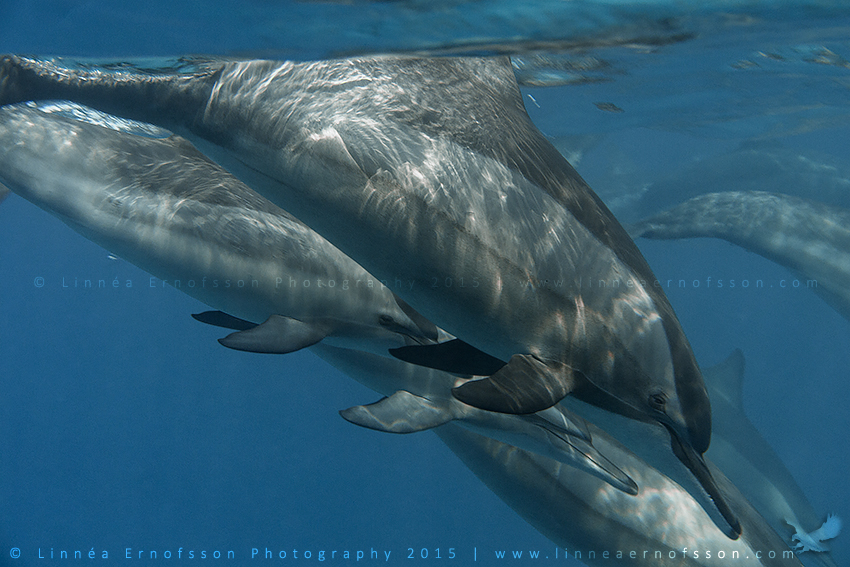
left=661, top=358, right=737, bottom=534
left=667, top=425, right=741, bottom=539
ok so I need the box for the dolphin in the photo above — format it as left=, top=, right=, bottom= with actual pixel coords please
left=0, top=99, right=439, bottom=356
left=619, top=141, right=850, bottom=225
left=631, top=191, right=850, bottom=322
left=313, top=344, right=802, bottom=567
left=0, top=54, right=735, bottom=535
left=702, top=350, right=840, bottom=566
left=0, top=98, right=799, bottom=558
left=0, top=99, right=639, bottom=494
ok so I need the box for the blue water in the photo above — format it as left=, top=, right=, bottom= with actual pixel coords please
left=1, top=2, right=849, bottom=566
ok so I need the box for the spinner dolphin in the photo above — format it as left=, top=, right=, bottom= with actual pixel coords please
left=632, top=191, right=850, bottom=323
left=0, top=54, right=735, bottom=535
left=0, top=100, right=437, bottom=356
left=0, top=99, right=637, bottom=494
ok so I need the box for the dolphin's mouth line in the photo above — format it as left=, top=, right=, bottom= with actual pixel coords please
left=666, top=424, right=742, bottom=539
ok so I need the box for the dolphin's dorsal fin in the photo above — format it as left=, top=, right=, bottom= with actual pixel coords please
left=704, top=349, right=746, bottom=410
left=192, top=310, right=257, bottom=331
left=452, top=354, right=576, bottom=415
left=339, top=390, right=453, bottom=434
left=217, top=315, right=327, bottom=354
left=388, top=339, right=506, bottom=376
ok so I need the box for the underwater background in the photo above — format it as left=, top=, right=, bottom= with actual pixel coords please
left=1, top=1, right=848, bottom=565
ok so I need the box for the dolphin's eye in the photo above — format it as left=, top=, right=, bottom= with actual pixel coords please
left=649, top=392, right=667, bottom=412
left=379, top=314, right=395, bottom=326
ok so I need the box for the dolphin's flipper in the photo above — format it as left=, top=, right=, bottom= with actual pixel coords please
left=340, top=390, right=453, bottom=433
left=388, top=339, right=506, bottom=376
left=526, top=408, right=592, bottom=443
left=192, top=310, right=257, bottom=331
left=218, top=315, right=327, bottom=354
left=343, top=390, right=640, bottom=495
left=452, top=354, right=576, bottom=414
left=529, top=417, right=640, bottom=496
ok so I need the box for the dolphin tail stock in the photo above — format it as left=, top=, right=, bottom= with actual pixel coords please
left=0, top=182, right=9, bottom=204
left=192, top=310, right=328, bottom=354
left=623, top=220, right=665, bottom=241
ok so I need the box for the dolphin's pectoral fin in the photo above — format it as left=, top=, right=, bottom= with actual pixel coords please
left=217, top=315, right=327, bottom=354
left=339, top=390, right=454, bottom=434
left=297, top=126, right=370, bottom=187
left=526, top=407, right=592, bottom=443
left=452, top=354, right=575, bottom=414
left=388, top=339, right=506, bottom=376
left=192, top=310, right=257, bottom=331
left=572, top=442, right=640, bottom=496
left=523, top=413, right=639, bottom=495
